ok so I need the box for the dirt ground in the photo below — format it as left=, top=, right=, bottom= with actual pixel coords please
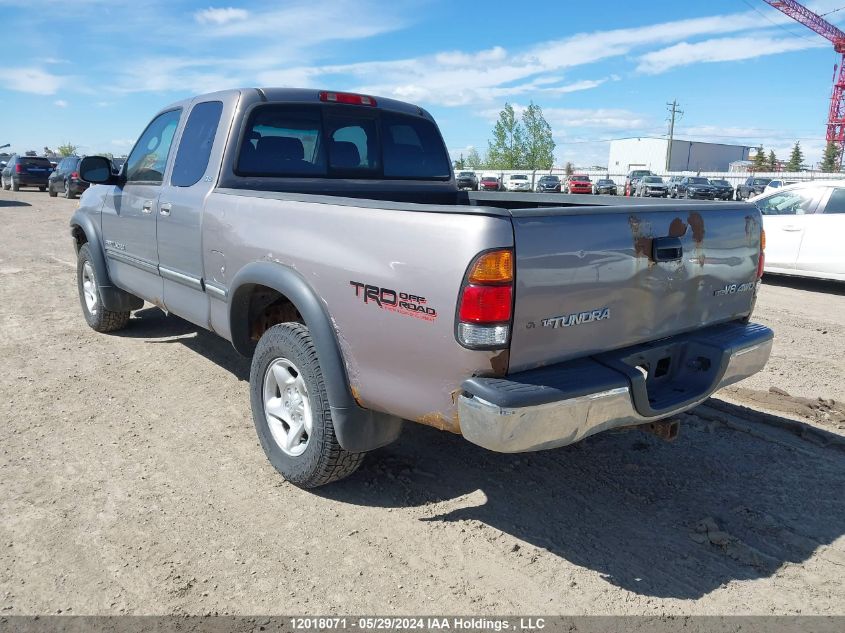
left=1, top=189, right=844, bottom=616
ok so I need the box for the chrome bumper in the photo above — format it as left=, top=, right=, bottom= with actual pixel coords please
left=458, top=322, right=773, bottom=453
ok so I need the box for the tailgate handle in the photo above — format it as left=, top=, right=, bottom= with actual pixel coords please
left=652, top=236, right=683, bottom=262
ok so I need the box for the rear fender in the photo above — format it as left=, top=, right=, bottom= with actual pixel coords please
left=228, top=261, right=403, bottom=452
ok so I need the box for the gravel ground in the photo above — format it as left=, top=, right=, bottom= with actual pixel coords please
left=1, top=189, right=844, bottom=616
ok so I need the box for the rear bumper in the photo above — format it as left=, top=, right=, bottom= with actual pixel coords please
left=457, top=321, right=773, bottom=453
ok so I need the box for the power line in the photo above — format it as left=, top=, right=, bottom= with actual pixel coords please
left=738, top=0, right=821, bottom=44
left=821, top=5, right=845, bottom=17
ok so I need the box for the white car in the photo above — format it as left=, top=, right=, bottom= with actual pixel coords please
left=750, top=180, right=845, bottom=281
left=762, top=179, right=798, bottom=195
left=505, top=174, right=531, bottom=191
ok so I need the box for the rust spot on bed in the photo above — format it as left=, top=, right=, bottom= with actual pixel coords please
left=628, top=214, right=653, bottom=259
left=416, top=411, right=461, bottom=434
left=687, top=211, right=705, bottom=243
left=490, top=349, right=509, bottom=377
left=744, top=214, right=761, bottom=245
left=668, top=217, right=687, bottom=238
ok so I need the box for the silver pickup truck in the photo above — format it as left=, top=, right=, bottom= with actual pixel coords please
left=71, top=88, right=773, bottom=488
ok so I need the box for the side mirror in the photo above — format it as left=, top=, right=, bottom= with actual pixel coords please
left=79, top=155, right=119, bottom=184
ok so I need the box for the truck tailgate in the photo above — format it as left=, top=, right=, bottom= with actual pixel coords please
left=508, top=204, right=762, bottom=372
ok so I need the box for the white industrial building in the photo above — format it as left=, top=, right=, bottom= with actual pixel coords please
left=608, top=137, right=751, bottom=173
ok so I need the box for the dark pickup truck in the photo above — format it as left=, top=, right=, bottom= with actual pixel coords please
left=736, top=176, right=772, bottom=200
left=70, top=88, right=772, bottom=488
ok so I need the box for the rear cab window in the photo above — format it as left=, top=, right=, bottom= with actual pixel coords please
left=235, top=104, right=450, bottom=180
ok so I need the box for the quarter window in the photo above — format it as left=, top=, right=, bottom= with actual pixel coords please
left=172, top=101, right=223, bottom=187
left=824, top=188, right=845, bottom=214
left=125, top=109, right=182, bottom=184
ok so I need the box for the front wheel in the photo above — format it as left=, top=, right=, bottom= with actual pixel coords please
left=250, top=323, right=364, bottom=488
left=76, top=244, right=130, bottom=332
left=48, top=182, right=57, bottom=197
left=11, top=179, right=19, bottom=192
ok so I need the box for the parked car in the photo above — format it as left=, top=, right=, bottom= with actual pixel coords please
left=666, top=175, right=685, bottom=196
left=750, top=180, right=845, bottom=281
left=478, top=175, right=501, bottom=191
left=634, top=175, right=668, bottom=198
left=736, top=177, right=772, bottom=200
left=625, top=169, right=653, bottom=196
left=534, top=174, right=561, bottom=192
left=0, top=154, right=51, bottom=191
left=111, top=157, right=126, bottom=174
left=71, top=87, right=771, bottom=488
left=47, top=155, right=89, bottom=199
left=673, top=176, right=715, bottom=200
left=708, top=179, right=734, bottom=201
left=455, top=171, right=478, bottom=190
left=505, top=174, right=531, bottom=191
left=762, top=179, right=798, bottom=195
left=565, top=174, right=592, bottom=194
left=593, top=178, right=618, bottom=195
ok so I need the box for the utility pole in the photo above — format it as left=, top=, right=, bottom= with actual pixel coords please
left=665, top=100, right=683, bottom=172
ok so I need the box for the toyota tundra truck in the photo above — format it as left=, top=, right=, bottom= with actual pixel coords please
left=70, top=88, right=772, bottom=488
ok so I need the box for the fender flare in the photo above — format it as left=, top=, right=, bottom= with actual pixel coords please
left=228, top=261, right=402, bottom=452
left=69, top=211, right=143, bottom=312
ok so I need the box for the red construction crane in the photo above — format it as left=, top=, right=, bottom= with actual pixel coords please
left=762, top=1, right=845, bottom=164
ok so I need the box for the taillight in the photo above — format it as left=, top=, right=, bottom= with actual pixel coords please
left=70, top=171, right=79, bottom=179
left=456, top=249, right=513, bottom=349
left=319, top=91, right=377, bottom=106
left=15, top=164, right=23, bottom=173
left=757, top=229, right=766, bottom=279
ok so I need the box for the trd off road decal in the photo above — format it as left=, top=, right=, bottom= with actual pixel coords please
left=350, top=281, right=437, bottom=322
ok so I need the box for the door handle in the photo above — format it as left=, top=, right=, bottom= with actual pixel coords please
left=142, top=200, right=153, bottom=214
left=782, top=225, right=802, bottom=232
left=159, top=202, right=172, bottom=216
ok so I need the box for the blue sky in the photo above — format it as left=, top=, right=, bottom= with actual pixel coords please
left=1, top=0, right=843, bottom=167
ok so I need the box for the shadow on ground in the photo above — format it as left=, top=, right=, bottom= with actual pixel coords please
left=763, top=273, right=845, bottom=296
left=0, top=200, right=31, bottom=207
left=116, top=306, right=845, bottom=601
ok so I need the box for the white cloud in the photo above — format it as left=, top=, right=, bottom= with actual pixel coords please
left=637, top=35, right=826, bottom=74
left=0, top=67, right=66, bottom=95
left=194, top=7, right=248, bottom=25
left=54, top=99, right=68, bottom=107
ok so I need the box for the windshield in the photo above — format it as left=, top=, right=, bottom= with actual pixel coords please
left=642, top=176, right=662, bottom=183
left=688, top=177, right=709, bottom=184
left=511, top=175, right=527, bottom=180
left=571, top=175, right=591, bottom=181
left=481, top=177, right=497, bottom=182
left=457, top=172, right=474, bottom=177
left=540, top=175, right=559, bottom=182
left=710, top=180, right=729, bottom=186
left=753, top=178, right=772, bottom=185
left=598, top=179, right=613, bottom=184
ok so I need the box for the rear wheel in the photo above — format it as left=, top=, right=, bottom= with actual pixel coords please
left=250, top=323, right=364, bottom=488
left=48, top=182, right=57, bottom=197
left=64, top=180, right=75, bottom=199
left=11, top=178, right=19, bottom=192
left=0, top=176, right=6, bottom=191
left=76, top=244, right=130, bottom=332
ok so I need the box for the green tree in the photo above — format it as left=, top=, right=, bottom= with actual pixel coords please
left=786, top=141, right=804, bottom=172
left=564, top=161, right=574, bottom=176
left=767, top=149, right=777, bottom=171
left=752, top=145, right=766, bottom=171
left=57, top=142, right=78, bottom=157
left=465, top=147, right=483, bottom=170
left=521, top=102, right=555, bottom=171
left=821, top=141, right=840, bottom=172
left=486, top=103, right=526, bottom=169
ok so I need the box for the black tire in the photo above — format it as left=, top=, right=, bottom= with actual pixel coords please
left=76, top=243, right=131, bottom=332
left=11, top=179, right=19, bottom=192
left=250, top=323, right=364, bottom=488
left=0, top=177, right=6, bottom=191
left=39, top=186, right=46, bottom=192
left=64, top=180, right=75, bottom=199
left=48, top=182, right=57, bottom=197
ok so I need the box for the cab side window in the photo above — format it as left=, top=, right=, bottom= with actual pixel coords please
left=125, top=109, right=182, bottom=184
left=823, top=188, right=845, bottom=214
left=172, top=101, right=223, bottom=187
